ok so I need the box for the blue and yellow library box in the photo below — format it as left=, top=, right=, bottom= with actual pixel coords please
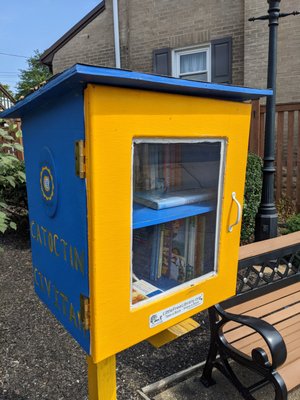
left=1, top=64, right=270, bottom=398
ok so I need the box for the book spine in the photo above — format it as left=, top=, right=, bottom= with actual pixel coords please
left=195, top=215, right=205, bottom=277
left=132, top=227, right=153, bottom=281
left=157, top=227, right=164, bottom=279
left=183, top=218, right=189, bottom=271
left=187, top=216, right=196, bottom=275
left=150, top=225, right=160, bottom=281
left=161, top=222, right=172, bottom=278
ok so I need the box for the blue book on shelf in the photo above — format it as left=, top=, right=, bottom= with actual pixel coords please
left=134, top=188, right=215, bottom=210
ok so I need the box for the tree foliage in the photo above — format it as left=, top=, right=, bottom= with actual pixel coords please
left=0, top=119, right=28, bottom=234
left=0, top=84, right=14, bottom=99
left=15, top=50, right=52, bottom=99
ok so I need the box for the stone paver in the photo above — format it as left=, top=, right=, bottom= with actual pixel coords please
left=151, top=362, right=300, bottom=400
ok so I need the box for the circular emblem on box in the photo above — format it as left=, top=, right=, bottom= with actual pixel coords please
left=40, top=166, right=54, bottom=201
left=39, top=147, right=58, bottom=217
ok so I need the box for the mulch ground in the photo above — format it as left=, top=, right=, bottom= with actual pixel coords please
left=0, top=232, right=210, bottom=400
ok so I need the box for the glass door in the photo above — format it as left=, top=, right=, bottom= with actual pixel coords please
left=131, top=139, right=226, bottom=306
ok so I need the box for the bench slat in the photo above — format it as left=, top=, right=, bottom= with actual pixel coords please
left=211, top=233, right=300, bottom=395
left=235, top=322, right=300, bottom=358
left=226, top=281, right=300, bottom=315
left=239, top=231, right=300, bottom=261
left=228, top=290, right=300, bottom=322
left=278, top=356, right=300, bottom=391
left=230, top=314, right=300, bottom=351
left=280, top=346, right=300, bottom=369
left=224, top=302, right=300, bottom=343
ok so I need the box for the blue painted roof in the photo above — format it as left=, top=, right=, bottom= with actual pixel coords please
left=1, top=64, right=272, bottom=118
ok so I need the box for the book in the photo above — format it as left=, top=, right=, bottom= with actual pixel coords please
left=195, top=215, right=206, bottom=277
left=157, top=228, right=164, bottom=279
left=159, top=218, right=189, bottom=282
left=169, top=253, right=186, bottom=282
left=150, top=224, right=161, bottom=281
left=134, top=188, right=215, bottom=210
left=187, top=216, right=197, bottom=269
left=133, top=280, right=163, bottom=297
left=160, top=223, right=173, bottom=277
left=132, top=288, right=148, bottom=305
left=132, top=226, right=156, bottom=281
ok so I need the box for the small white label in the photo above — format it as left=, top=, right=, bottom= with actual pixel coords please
left=149, top=293, right=204, bottom=328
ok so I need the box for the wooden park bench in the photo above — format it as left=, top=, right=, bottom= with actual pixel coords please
left=201, top=231, right=300, bottom=400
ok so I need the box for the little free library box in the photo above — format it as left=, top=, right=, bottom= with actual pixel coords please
left=1, top=64, right=271, bottom=363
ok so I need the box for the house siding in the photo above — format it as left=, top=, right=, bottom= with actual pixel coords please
left=52, top=0, right=245, bottom=86
left=120, top=0, right=244, bottom=85
left=244, top=0, right=300, bottom=103
left=51, top=0, right=300, bottom=104
left=52, top=1, right=115, bottom=73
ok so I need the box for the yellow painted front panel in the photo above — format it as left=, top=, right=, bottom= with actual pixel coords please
left=85, top=85, right=251, bottom=363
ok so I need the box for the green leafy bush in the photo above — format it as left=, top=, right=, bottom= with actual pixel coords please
left=241, top=153, right=263, bottom=244
left=0, top=119, right=28, bottom=234
left=277, top=195, right=295, bottom=224
left=282, top=214, right=300, bottom=234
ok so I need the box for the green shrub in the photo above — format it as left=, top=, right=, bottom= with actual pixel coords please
left=277, top=195, right=295, bottom=224
left=0, top=119, right=28, bottom=234
left=240, top=153, right=263, bottom=244
left=282, top=214, right=300, bottom=234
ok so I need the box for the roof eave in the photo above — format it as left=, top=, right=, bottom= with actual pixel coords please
left=0, top=64, right=273, bottom=120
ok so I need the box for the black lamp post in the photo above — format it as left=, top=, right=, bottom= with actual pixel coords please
left=250, top=1, right=299, bottom=241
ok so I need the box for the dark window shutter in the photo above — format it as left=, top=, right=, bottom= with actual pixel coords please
left=153, top=48, right=171, bottom=76
left=211, top=37, right=232, bottom=84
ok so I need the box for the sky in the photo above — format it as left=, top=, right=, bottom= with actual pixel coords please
left=0, top=0, right=100, bottom=93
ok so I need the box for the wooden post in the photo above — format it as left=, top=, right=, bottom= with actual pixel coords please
left=275, top=111, right=284, bottom=204
left=297, top=110, right=300, bottom=212
left=87, top=355, right=117, bottom=400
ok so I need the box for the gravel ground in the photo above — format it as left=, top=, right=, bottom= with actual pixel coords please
left=0, top=232, right=210, bottom=400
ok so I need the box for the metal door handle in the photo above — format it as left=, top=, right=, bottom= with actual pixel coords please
left=228, top=192, right=242, bottom=232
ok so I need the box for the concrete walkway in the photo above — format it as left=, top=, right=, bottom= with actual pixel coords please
left=140, top=361, right=300, bottom=400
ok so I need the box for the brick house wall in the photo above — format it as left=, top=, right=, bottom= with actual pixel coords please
left=244, top=0, right=300, bottom=104
left=51, top=0, right=300, bottom=103
left=118, top=0, right=244, bottom=85
left=52, top=2, right=115, bottom=73
left=52, top=0, right=245, bottom=86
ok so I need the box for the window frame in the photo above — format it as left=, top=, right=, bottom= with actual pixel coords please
left=172, top=45, right=211, bottom=82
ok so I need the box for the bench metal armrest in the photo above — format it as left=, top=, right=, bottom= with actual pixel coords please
left=214, top=304, right=287, bottom=369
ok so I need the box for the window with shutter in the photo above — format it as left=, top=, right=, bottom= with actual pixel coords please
left=153, top=37, right=232, bottom=84
left=153, top=48, right=171, bottom=76
left=173, top=46, right=211, bottom=82
left=211, top=37, right=232, bottom=84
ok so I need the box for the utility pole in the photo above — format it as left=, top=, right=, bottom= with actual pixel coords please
left=250, top=0, right=300, bottom=241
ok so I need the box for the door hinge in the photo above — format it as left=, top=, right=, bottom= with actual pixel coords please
left=80, top=294, right=90, bottom=331
left=75, top=140, right=86, bottom=178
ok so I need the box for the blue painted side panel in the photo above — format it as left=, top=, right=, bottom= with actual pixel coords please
left=22, top=89, right=90, bottom=353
